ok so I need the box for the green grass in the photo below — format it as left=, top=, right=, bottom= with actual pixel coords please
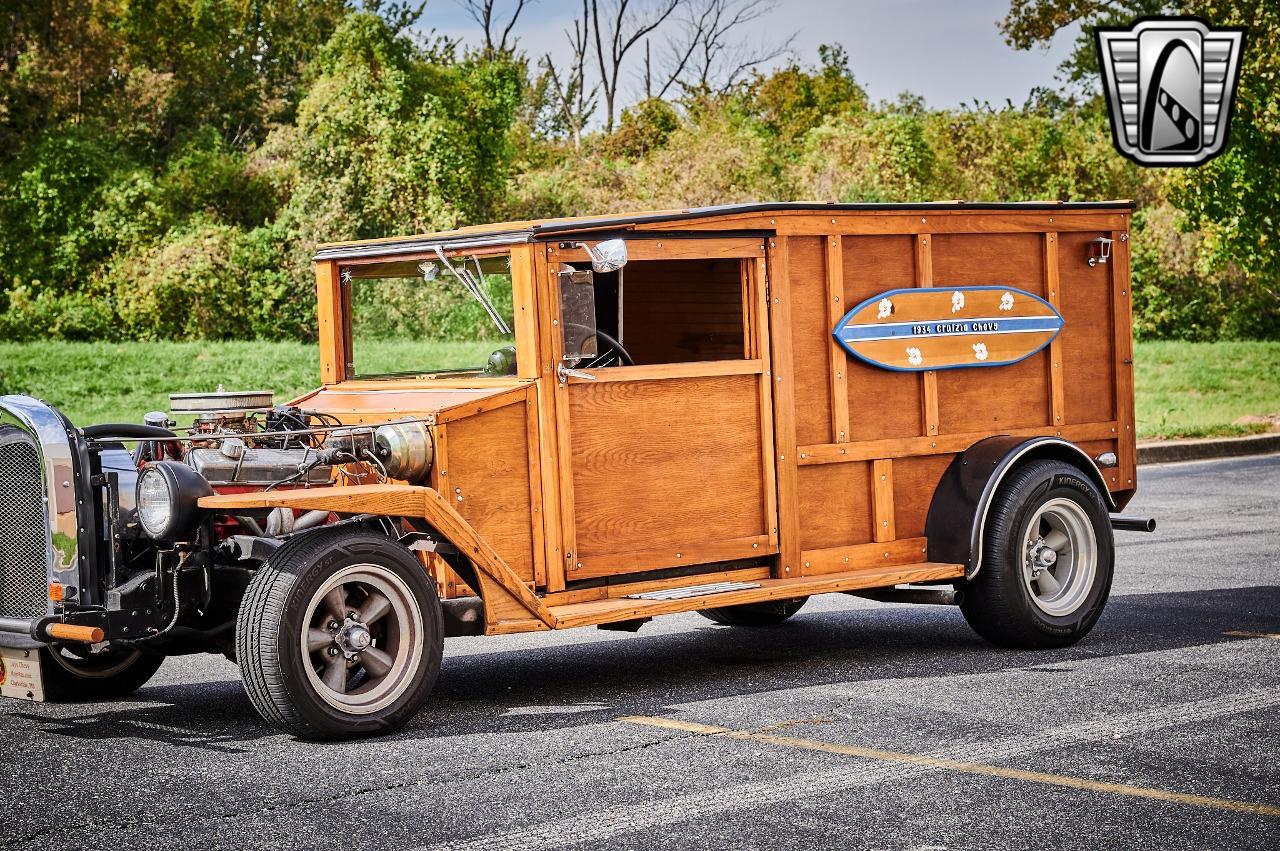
left=0, top=340, right=501, bottom=425
left=2, top=340, right=1278, bottom=440
left=1134, top=340, right=1280, bottom=440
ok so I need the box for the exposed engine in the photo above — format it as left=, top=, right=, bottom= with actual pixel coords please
left=139, top=387, right=431, bottom=491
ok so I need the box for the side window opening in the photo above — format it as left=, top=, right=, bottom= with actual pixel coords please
left=563, top=257, right=746, bottom=368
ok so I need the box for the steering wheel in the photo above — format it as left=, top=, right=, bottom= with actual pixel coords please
left=565, top=323, right=635, bottom=368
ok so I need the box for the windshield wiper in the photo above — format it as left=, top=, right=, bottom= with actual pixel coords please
left=432, top=246, right=512, bottom=335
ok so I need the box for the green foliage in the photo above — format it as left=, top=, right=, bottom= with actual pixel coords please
left=0, top=3, right=1274, bottom=344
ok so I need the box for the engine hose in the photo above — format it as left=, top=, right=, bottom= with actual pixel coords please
left=83, top=423, right=177, bottom=440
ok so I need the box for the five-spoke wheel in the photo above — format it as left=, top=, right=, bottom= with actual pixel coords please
left=237, top=528, right=443, bottom=739
left=959, top=460, right=1114, bottom=649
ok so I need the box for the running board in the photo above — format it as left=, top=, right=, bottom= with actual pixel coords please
left=547, top=561, right=964, bottom=630
left=624, top=581, right=760, bottom=601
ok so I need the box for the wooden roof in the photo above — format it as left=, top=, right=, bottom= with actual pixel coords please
left=313, top=200, right=1135, bottom=262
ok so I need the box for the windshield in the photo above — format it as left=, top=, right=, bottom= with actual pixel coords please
left=342, top=253, right=516, bottom=378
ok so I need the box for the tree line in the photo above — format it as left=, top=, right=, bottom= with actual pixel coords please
left=0, top=0, right=1274, bottom=343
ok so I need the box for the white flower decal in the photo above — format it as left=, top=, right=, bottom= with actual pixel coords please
left=951, top=291, right=965, bottom=313
left=999, top=291, right=1014, bottom=311
left=906, top=347, right=924, bottom=366
left=972, top=342, right=989, bottom=361
left=877, top=297, right=894, bottom=319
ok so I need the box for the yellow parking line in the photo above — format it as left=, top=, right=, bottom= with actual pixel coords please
left=619, top=715, right=1280, bottom=819
left=1224, top=630, right=1280, bottom=640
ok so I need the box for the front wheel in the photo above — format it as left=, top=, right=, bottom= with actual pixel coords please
left=959, top=460, right=1114, bottom=649
left=237, top=528, right=443, bottom=740
left=40, top=644, right=164, bottom=701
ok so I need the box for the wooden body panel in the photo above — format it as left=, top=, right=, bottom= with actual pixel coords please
left=566, top=372, right=770, bottom=578
left=307, top=203, right=1135, bottom=634
left=445, top=398, right=541, bottom=586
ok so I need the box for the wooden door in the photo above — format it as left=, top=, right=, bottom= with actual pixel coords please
left=547, top=238, right=780, bottom=583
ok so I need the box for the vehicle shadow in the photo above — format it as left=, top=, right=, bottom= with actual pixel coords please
left=12, top=584, right=1276, bottom=748
left=405, top=583, right=1280, bottom=739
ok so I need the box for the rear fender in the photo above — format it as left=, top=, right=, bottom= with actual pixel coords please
left=925, top=436, right=1116, bottom=580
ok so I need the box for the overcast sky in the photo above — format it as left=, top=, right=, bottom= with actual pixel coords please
left=417, top=0, right=1083, bottom=109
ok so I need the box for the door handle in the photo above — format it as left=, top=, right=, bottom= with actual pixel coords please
left=557, top=364, right=597, bottom=385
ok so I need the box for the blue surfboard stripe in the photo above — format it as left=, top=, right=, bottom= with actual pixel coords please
left=837, top=315, right=1062, bottom=343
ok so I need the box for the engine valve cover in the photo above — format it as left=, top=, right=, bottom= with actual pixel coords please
left=187, top=446, right=331, bottom=486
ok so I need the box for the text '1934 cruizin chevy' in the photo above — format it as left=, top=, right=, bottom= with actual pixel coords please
left=0, top=202, right=1154, bottom=738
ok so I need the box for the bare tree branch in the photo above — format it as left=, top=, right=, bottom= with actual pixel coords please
left=655, top=0, right=793, bottom=97
left=540, top=0, right=597, bottom=147
left=590, top=0, right=679, bottom=131
left=456, top=0, right=534, bottom=57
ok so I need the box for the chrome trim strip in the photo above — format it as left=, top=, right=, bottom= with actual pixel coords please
left=313, top=232, right=532, bottom=262
left=969, top=437, right=1116, bottom=580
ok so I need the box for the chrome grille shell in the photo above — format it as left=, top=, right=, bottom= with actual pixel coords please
left=0, top=396, right=83, bottom=644
left=0, top=429, right=49, bottom=618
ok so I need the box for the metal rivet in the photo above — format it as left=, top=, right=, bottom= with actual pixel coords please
left=804, top=562, right=811, bottom=568
left=921, top=217, right=927, bottom=223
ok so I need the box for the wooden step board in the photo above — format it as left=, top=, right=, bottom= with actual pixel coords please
left=546, top=561, right=964, bottom=630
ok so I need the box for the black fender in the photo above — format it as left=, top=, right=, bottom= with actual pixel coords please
left=925, top=436, right=1116, bottom=580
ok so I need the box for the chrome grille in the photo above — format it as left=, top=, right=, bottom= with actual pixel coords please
left=0, top=433, right=49, bottom=619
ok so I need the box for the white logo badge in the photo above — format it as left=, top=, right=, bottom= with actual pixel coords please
left=1095, top=17, right=1245, bottom=167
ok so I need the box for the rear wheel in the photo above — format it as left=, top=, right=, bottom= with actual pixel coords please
left=959, top=460, right=1114, bottom=649
left=698, top=597, right=808, bottom=627
left=40, top=644, right=164, bottom=701
left=237, top=528, right=443, bottom=740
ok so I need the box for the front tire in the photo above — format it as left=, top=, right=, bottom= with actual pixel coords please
left=40, top=644, right=164, bottom=701
left=959, top=460, right=1114, bottom=649
left=237, top=528, right=443, bottom=740
left=698, top=597, right=808, bottom=626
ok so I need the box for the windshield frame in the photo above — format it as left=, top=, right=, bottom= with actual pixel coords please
left=319, top=244, right=536, bottom=385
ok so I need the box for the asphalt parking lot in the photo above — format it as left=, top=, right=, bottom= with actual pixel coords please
left=2, top=453, right=1278, bottom=850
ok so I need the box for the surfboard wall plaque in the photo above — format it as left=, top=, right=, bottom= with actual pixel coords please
left=833, top=285, right=1064, bottom=373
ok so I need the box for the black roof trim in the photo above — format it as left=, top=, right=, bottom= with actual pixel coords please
left=530, top=200, right=1135, bottom=236
left=314, top=200, right=1134, bottom=261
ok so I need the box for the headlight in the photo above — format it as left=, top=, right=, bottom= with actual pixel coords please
left=136, top=462, right=213, bottom=540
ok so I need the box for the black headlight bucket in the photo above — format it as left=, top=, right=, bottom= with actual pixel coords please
left=136, top=461, right=213, bottom=540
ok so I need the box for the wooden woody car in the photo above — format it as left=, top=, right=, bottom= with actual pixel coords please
left=0, top=202, right=1155, bottom=738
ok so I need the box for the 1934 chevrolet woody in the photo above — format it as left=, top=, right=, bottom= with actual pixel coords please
left=0, top=202, right=1155, bottom=738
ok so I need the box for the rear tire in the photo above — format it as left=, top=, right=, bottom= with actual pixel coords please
left=237, top=528, right=443, bottom=740
left=698, top=597, right=808, bottom=626
left=40, top=645, right=164, bottom=701
left=959, top=460, right=1113, bottom=649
